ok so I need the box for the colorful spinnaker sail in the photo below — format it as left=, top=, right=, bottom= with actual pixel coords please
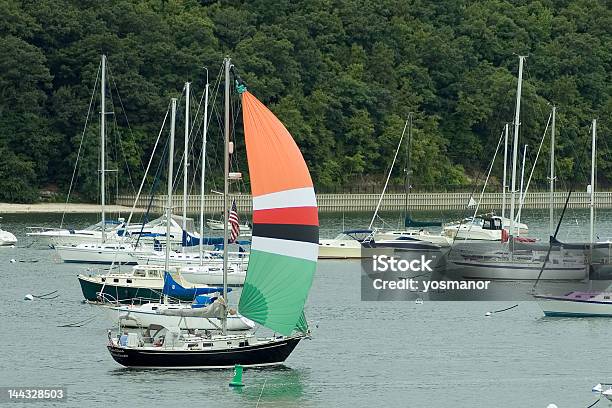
left=238, top=91, right=319, bottom=336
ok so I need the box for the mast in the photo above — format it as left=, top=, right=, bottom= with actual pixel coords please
left=165, top=98, right=177, bottom=275
left=517, top=144, right=527, bottom=231
left=199, top=71, right=209, bottom=266
left=549, top=106, right=556, bottom=236
left=222, top=57, right=231, bottom=335
left=509, top=55, right=525, bottom=239
left=404, top=113, right=412, bottom=221
left=590, top=119, right=596, bottom=247
left=368, top=119, right=409, bottom=230
left=100, top=55, right=107, bottom=242
left=182, top=82, right=190, bottom=252
left=501, top=123, right=509, bottom=219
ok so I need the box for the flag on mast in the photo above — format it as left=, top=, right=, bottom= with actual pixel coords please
left=228, top=199, right=240, bottom=243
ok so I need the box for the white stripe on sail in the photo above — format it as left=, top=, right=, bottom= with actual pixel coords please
left=251, top=236, right=318, bottom=262
left=253, top=187, right=316, bottom=211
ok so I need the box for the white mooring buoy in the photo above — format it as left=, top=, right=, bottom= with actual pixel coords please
left=10, top=258, right=16, bottom=263
left=546, top=404, right=558, bottom=408
left=485, top=312, right=492, bottom=317
left=24, top=294, right=34, bottom=301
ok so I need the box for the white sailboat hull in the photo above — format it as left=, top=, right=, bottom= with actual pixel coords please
left=56, top=244, right=139, bottom=264
left=452, top=260, right=587, bottom=280
left=535, top=296, right=612, bottom=317
left=179, top=267, right=246, bottom=286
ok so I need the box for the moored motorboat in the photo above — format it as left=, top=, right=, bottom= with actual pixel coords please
left=318, top=229, right=372, bottom=259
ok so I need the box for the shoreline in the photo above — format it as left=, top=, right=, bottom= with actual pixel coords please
left=0, top=203, right=145, bottom=214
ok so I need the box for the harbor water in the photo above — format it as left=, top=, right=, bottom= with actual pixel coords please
left=1, top=209, right=611, bottom=407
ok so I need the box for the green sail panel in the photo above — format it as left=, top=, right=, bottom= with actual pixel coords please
left=239, top=249, right=316, bottom=336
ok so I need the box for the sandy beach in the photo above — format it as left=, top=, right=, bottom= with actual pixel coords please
left=0, top=203, right=145, bottom=214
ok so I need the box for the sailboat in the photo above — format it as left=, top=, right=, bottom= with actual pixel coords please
left=107, top=58, right=318, bottom=368
left=449, top=57, right=586, bottom=280
left=364, top=113, right=452, bottom=252
left=533, top=119, right=612, bottom=314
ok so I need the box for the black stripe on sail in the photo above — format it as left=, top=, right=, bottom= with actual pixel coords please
left=253, top=223, right=319, bottom=244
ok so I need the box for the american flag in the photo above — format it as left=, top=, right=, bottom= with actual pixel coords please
left=228, top=199, right=240, bottom=243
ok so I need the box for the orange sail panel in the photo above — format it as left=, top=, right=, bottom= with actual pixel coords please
left=241, top=91, right=314, bottom=197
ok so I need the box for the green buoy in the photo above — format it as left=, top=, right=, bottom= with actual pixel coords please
left=229, top=364, right=244, bottom=387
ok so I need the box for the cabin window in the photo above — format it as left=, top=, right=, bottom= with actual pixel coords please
left=605, top=296, right=610, bottom=300
left=101, top=278, right=106, bottom=282
left=239, top=341, right=248, bottom=347
left=203, top=343, right=212, bottom=347
left=126, top=279, right=132, bottom=283
left=113, top=278, right=119, bottom=283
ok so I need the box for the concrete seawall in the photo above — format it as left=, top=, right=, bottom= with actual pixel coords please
left=114, top=192, right=612, bottom=214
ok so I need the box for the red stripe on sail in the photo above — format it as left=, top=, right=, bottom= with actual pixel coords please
left=253, top=207, right=319, bottom=226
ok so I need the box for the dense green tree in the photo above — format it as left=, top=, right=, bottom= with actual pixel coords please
left=0, top=0, right=609, bottom=202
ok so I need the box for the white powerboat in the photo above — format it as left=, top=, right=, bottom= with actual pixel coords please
left=443, top=215, right=528, bottom=242
left=318, top=229, right=372, bottom=259
left=0, top=218, right=17, bottom=246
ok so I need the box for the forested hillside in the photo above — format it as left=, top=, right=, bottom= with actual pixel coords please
left=0, top=0, right=609, bottom=202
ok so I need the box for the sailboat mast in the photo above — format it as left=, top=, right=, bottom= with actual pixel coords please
left=183, top=82, right=190, bottom=252
left=404, top=113, right=412, bottom=220
left=199, top=73, right=209, bottom=266
left=100, top=54, right=107, bottom=242
left=549, top=106, right=556, bottom=236
left=501, top=123, right=509, bottom=219
left=165, top=98, right=177, bottom=272
left=222, top=57, right=231, bottom=335
left=517, top=144, right=527, bottom=230
left=509, top=55, right=525, bottom=239
left=590, top=119, right=596, bottom=246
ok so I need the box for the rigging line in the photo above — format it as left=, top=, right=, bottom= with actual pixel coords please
left=124, top=101, right=172, bottom=230
left=468, top=127, right=505, bottom=232
left=61, top=61, right=101, bottom=229
left=532, top=189, right=573, bottom=291
left=192, top=65, right=224, bottom=196
left=369, top=118, right=409, bottom=230
left=517, top=110, right=552, bottom=219
left=446, top=129, right=501, bottom=254
left=131, top=111, right=171, bottom=248
left=106, top=63, right=145, bottom=173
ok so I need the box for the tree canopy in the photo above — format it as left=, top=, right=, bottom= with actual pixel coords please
left=0, top=0, right=609, bottom=202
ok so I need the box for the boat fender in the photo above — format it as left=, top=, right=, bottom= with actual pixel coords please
left=501, top=229, right=509, bottom=243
